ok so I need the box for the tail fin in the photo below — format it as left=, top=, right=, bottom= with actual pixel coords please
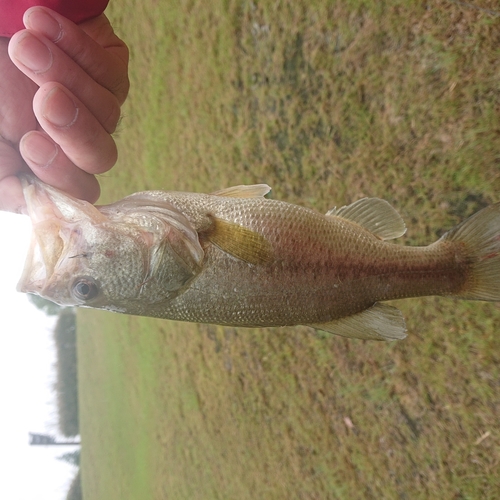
left=442, top=202, right=500, bottom=301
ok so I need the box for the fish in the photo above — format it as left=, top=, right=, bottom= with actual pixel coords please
left=17, top=175, right=500, bottom=341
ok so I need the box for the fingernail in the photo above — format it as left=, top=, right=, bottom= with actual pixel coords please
left=21, top=133, right=58, bottom=168
left=25, top=8, right=63, bottom=42
left=42, top=87, right=79, bottom=128
left=12, top=31, right=53, bottom=73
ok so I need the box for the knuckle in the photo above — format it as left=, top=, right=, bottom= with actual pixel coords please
left=100, top=97, right=121, bottom=134
left=113, top=73, right=130, bottom=106
left=80, top=129, right=117, bottom=173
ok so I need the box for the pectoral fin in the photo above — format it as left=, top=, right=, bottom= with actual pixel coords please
left=326, top=198, right=406, bottom=240
left=211, top=184, right=271, bottom=198
left=309, top=303, right=407, bottom=341
left=206, top=217, right=273, bottom=265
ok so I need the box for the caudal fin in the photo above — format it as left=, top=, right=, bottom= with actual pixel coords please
left=442, top=202, right=500, bottom=301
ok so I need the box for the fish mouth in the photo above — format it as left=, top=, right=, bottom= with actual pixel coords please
left=16, top=176, right=104, bottom=298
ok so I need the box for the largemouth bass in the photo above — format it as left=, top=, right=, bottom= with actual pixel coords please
left=17, top=176, right=500, bottom=341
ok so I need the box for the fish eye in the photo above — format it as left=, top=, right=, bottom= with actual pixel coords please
left=72, top=277, right=99, bottom=301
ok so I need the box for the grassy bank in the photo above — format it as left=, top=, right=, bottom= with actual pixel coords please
left=79, top=1, right=500, bottom=498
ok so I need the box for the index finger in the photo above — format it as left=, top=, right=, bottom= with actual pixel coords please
left=24, top=7, right=129, bottom=104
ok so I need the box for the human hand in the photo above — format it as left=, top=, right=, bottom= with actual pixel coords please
left=0, top=6, right=129, bottom=213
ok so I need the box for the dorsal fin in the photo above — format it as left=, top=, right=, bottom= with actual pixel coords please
left=326, top=198, right=406, bottom=240
left=211, top=184, right=271, bottom=198
left=206, top=217, right=273, bottom=265
left=309, top=303, right=407, bottom=341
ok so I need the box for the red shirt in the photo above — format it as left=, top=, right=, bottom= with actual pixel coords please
left=0, top=0, right=109, bottom=37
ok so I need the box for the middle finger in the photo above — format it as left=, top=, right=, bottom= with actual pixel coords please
left=8, top=30, right=121, bottom=134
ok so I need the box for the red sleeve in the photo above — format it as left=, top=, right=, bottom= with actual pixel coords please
left=0, top=0, right=109, bottom=37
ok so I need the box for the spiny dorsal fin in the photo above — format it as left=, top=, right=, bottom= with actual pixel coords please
left=309, top=303, right=407, bottom=341
left=211, top=184, right=271, bottom=198
left=206, top=217, right=273, bottom=265
left=326, top=198, right=406, bottom=240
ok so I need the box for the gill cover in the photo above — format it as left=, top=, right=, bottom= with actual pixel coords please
left=98, top=192, right=205, bottom=294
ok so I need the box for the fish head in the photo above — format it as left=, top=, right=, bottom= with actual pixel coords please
left=17, top=176, right=203, bottom=313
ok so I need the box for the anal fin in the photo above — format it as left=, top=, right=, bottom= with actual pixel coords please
left=309, top=303, right=407, bottom=341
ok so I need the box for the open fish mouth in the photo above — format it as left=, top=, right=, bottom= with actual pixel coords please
left=16, top=176, right=101, bottom=297
left=16, top=177, right=67, bottom=295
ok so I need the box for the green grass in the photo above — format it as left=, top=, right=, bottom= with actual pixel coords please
left=79, top=1, right=500, bottom=498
